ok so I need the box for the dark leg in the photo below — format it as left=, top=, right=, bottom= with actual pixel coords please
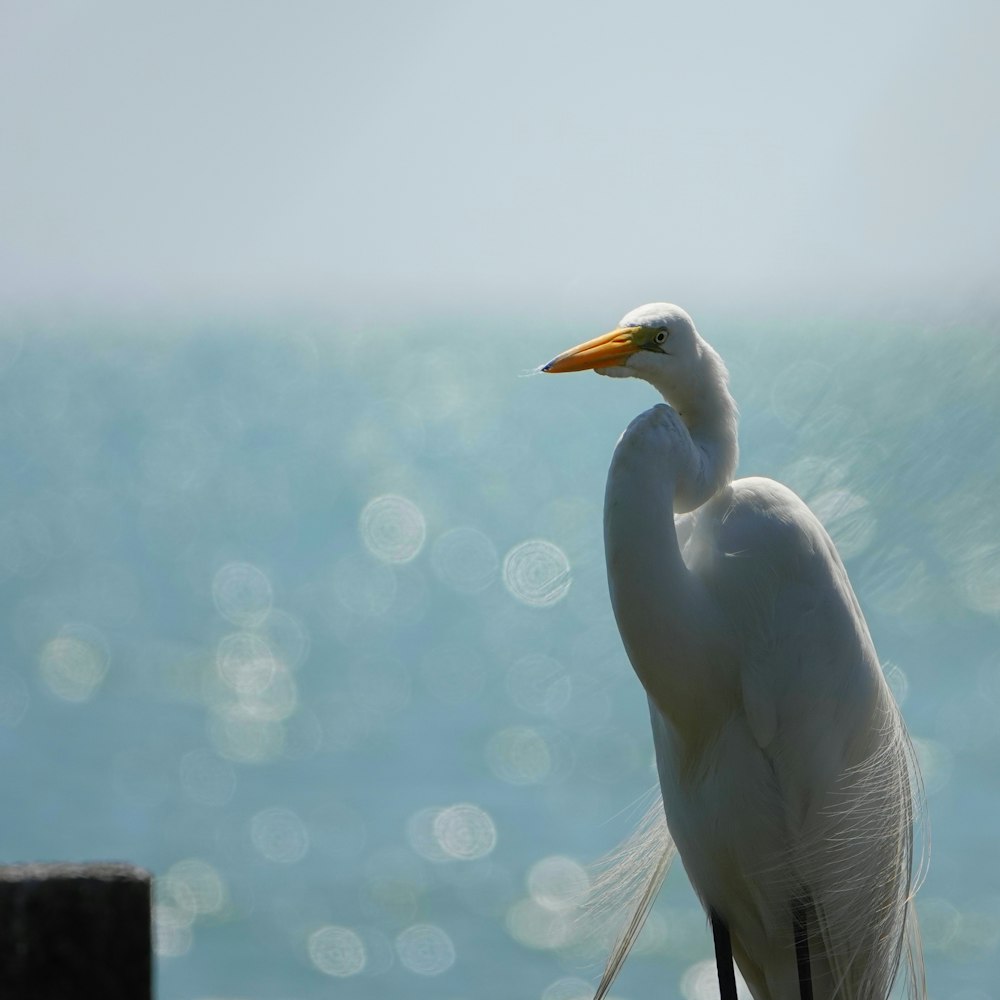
left=711, top=910, right=739, bottom=1000
left=793, top=898, right=814, bottom=1000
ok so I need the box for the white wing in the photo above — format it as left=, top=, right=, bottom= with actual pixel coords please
left=658, top=475, right=923, bottom=1000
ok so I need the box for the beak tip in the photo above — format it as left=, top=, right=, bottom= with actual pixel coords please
left=540, top=327, right=640, bottom=376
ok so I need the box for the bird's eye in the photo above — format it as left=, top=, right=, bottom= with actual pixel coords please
left=654, top=331, right=667, bottom=345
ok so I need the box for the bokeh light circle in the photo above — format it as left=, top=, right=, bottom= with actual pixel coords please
left=505, top=898, right=573, bottom=950
left=406, top=807, right=451, bottom=862
left=308, top=925, right=367, bottom=977
left=209, top=707, right=285, bottom=763
left=250, top=806, right=309, bottom=863
left=433, top=803, right=497, bottom=860
left=162, top=859, right=226, bottom=917
left=502, top=540, right=571, bottom=607
left=431, top=527, right=499, bottom=593
left=486, top=726, right=552, bottom=785
left=360, top=495, right=427, bottom=564
left=153, top=904, right=193, bottom=958
left=38, top=632, right=109, bottom=702
left=216, top=632, right=278, bottom=695
left=395, top=923, right=456, bottom=975
left=212, top=561, right=274, bottom=627
left=527, top=855, right=590, bottom=911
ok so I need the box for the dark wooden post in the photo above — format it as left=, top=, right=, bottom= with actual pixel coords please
left=0, top=862, right=152, bottom=1000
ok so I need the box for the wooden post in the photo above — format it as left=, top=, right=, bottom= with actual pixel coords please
left=0, top=862, right=152, bottom=1000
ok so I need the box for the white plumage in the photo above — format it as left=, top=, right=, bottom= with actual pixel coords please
left=543, top=304, right=924, bottom=1000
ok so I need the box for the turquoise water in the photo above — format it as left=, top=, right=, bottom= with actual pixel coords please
left=0, top=311, right=997, bottom=999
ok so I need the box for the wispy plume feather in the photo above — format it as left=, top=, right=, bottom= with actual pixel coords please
left=583, top=792, right=676, bottom=1000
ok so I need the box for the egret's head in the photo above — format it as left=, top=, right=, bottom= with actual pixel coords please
left=543, top=302, right=737, bottom=493
left=542, top=302, right=701, bottom=391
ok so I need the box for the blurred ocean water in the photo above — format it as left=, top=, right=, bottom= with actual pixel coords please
left=0, top=311, right=998, bottom=999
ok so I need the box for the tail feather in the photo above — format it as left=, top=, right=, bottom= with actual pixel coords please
left=585, top=794, right=675, bottom=1000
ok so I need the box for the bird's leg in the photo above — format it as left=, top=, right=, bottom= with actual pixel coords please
left=793, top=898, right=814, bottom=1000
left=711, top=910, right=739, bottom=1000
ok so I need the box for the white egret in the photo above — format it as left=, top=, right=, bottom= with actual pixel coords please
left=542, top=304, right=924, bottom=1000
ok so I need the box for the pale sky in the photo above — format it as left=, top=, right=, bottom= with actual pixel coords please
left=2, top=1, right=998, bottom=316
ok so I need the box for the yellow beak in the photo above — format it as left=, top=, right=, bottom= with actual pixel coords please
left=542, top=326, right=644, bottom=373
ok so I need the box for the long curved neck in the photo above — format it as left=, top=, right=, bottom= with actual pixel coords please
left=650, top=340, right=738, bottom=513
left=602, top=342, right=738, bottom=734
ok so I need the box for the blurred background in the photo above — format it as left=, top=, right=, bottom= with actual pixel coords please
left=1, top=2, right=998, bottom=998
